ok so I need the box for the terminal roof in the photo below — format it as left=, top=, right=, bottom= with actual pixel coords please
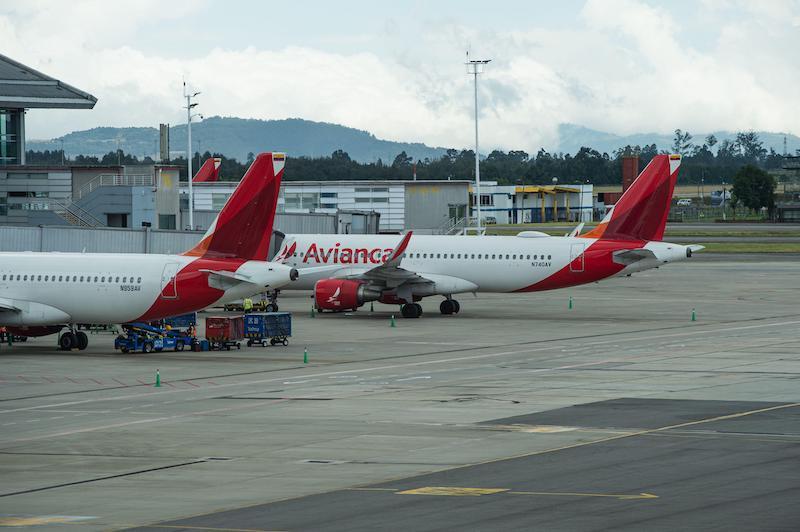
left=0, top=53, right=97, bottom=109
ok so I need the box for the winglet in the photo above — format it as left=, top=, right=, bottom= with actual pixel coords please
left=384, top=232, right=412, bottom=267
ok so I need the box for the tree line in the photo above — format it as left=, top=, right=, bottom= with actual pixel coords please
left=25, top=129, right=793, bottom=186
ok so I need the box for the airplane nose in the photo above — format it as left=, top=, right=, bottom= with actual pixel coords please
left=290, top=268, right=299, bottom=281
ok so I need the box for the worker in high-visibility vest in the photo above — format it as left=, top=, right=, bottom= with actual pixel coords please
left=243, top=298, right=254, bottom=314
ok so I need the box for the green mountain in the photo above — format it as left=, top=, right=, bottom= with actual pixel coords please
left=28, top=117, right=800, bottom=162
left=557, top=124, right=800, bottom=156
left=27, top=117, right=448, bottom=163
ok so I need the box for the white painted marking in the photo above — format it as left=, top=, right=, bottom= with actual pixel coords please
left=396, top=376, right=432, bottom=382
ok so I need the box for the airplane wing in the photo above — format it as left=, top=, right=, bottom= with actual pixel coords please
left=0, top=297, right=21, bottom=312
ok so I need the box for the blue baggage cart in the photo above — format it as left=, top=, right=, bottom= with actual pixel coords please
left=163, top=312, right=197, bottom=330
left=244, top=312, right=292, bottom=347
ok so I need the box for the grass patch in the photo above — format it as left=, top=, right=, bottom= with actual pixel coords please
left=699, top=242, right=800, bottom=253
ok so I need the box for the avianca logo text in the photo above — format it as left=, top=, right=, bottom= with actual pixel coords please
left=303, top=243, right=395, bottom=264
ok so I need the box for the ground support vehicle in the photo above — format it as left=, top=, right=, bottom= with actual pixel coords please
left=205, top=315, right=245, bottom=350
left=244, top=312, right=292, bottom=347
left=114, top=323, right=194, bottom=354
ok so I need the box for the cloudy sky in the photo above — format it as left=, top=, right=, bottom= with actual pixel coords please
left=2, top=0, right=799, bottom=152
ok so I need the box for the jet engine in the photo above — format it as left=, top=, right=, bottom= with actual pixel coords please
left=314, top=279, right=381, bottom=311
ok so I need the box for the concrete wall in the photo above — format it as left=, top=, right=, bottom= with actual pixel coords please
left=75, top=186, right=133, bottom=226
left=155, top=167, right=179, bottom=229
left=404, top=182, right=469, bottom=232
left=131, top=186, right=156, bottom=228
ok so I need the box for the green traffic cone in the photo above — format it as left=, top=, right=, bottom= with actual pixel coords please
left=568, top=296, right=573, bottom=310
left=370, top=302, right=374, bottom=312
left=311, top=306, right=316, bottom=318
left=691, top=308, right=696, bottom=322
left=390, top=315, right=396, bottom=328
left=155, top=369, right=161, bottom=387
left=303, top=347, right=308, bottom=364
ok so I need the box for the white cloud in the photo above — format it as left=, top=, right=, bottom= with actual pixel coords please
left=4, top=0, right=799, bottom=154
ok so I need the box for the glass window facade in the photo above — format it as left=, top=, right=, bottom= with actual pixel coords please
left=0, top=110, right=21, bottom=166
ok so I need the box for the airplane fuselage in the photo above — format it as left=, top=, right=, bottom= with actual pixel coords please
left=281, top=234, right=692, bottom=294
left=0, top=252, right=291, bottom=326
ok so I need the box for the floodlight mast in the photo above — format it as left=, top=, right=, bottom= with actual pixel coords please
left=184, top=82, right=201, bottom=230
left=466, top=54, right=490, bottom=234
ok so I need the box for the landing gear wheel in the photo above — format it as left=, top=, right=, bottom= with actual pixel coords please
left=59, top=332, right=75, bottom=351
left=439, top=300, right=456, bottom=315
left=75, top=331, right=89, bottom=350
left=452, top=300, right=460, bottom=314
left=401, top=303, right=422, bottom=318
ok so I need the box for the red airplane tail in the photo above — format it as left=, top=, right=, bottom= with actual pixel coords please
left=193, top=157, right=221, bottom=182
left=183, top=152, right=284, bottom=261
left=582, top=154, right=681, bottom=242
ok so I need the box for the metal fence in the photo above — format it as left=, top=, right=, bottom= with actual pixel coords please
left=668, top=206, right=769, bottom=223
left=0, top=225, right=202, bottom=254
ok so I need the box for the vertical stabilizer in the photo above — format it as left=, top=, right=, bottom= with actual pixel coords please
left=184, top=152, right=284, bottom=260
left=582, top=154, right=680, bottom=242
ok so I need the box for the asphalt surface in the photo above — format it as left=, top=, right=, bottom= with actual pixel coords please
left=0, top=255, right=798, bottom=531
left=135, top=400, right=800, bottom=532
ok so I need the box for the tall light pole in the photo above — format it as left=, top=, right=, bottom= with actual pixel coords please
left=184, top=82, right=200, bottom=230
left=466, top=54, right=490, bottom=233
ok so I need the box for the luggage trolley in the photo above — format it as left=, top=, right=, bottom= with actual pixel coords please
left=205, top=315, right=245, bottom=350
left=244, top=312, right=292, bottom=347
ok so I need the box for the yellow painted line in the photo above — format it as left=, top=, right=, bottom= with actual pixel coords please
left=509, top=491, right=658, bottom=500
left=397, top=487, right=509, bottom=496
left=136, top=525, right=285, bottom=532
left=0, top=516, right=94, bottom=526
left=346, top=487, right=395, bottom=491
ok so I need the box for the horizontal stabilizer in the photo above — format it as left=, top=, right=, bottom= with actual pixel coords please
left=199, top=269, right=254, bottom=284
left=612, top=248, right=657, bottom=266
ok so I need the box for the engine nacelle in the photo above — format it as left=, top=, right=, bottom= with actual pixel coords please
left=314, top=279, right=381, bottom=311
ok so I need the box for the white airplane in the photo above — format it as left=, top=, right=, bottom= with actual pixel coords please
left=0, top=152, right=297, bottom=349
left=274, top=154, right=702, bottom=318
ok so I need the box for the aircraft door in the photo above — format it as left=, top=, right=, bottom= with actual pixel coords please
left=160, top=262, right=181, bottom=299
left=569, top=243, right=585, bottom=273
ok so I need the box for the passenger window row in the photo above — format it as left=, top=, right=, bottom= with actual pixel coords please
left=1, top=274, right=143, bottom=284
left=406, top=252, right=552, bottom=260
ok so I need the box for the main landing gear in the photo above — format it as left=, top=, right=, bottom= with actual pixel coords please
left=59, top=327, right=88, bottom=351
left=264, top=290, right=279, bottom=313
left=439, top=298, right=461, bottom=316
left=401, top=303, right=423, bottom=318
